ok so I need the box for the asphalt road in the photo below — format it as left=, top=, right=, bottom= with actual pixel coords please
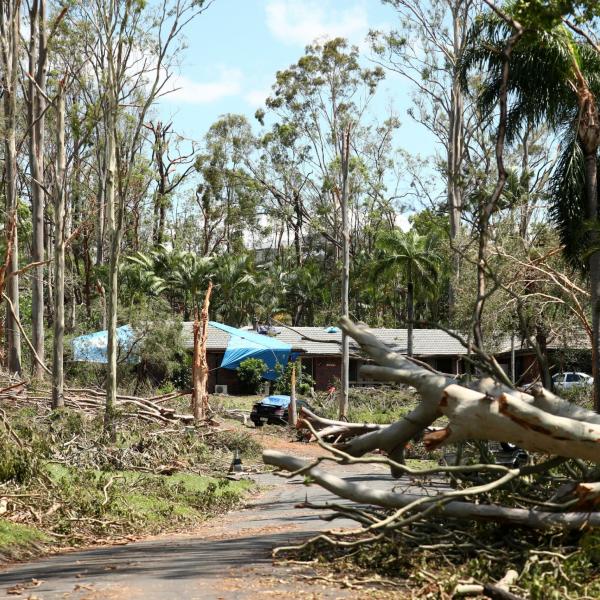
left=0, top=457, right=422, bottom=599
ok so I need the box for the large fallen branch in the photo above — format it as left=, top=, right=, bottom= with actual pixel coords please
left=264, top=451, right=600, bottom=530
left=424, top=386, right=600, bottom=462
left=336, top=317, right=600, bottom=466
left=262, top=318, right=600, bottom=547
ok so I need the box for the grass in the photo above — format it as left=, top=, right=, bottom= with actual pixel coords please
left=0, top=520, right=48, bottom=560
left=44, top=463, right=254, bottom=534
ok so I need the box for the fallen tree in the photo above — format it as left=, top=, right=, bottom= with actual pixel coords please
left=265, top=317, right=600, bottom=551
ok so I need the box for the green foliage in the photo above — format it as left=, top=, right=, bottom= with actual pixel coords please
left=274, top=361, right=314, bottom=395
left=0, top=436, right=40, bottom=485
left=236, top=358, right=267, bottom=394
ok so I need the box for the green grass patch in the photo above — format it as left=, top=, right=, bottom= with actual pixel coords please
left=44, top=462, right=254, bottom=538
left=0, top=520, right=48, bottom=559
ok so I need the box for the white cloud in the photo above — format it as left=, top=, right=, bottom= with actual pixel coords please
left=163, top=69, right=243, bottom=104
left=265, top=0, right=368, bottom=46
left=244, top=88, right=270, bottom=108
left=396, top=213, right=411, bottom=232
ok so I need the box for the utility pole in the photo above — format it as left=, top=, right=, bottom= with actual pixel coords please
left=339, top=126, right=351, bottom=420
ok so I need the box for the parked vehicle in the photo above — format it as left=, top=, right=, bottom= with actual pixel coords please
left=552, top=372, right=593, bottom=391
left=250, top=395, right=315, bottom=427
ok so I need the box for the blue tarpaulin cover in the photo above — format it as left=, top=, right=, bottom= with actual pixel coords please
left=211, top=321, right=292, bottom=380
left=260, top=395, right=291, bottom=407
left=72, top=325, right=137, bottom=364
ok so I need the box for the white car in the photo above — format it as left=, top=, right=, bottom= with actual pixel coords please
left=552, top=372, right=593, bottom=391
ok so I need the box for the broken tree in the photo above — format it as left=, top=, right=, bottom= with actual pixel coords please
left=265, top=317, right=600, bottom=541
left=191, top=282, right=213, bottom=422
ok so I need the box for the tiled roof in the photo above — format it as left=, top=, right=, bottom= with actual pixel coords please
left=181, top=322, right=469, bottom=357
left=495, top=329, right=591, bottom=354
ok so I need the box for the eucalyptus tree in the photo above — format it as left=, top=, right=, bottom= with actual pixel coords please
left=0, top=0, right=22, bottom=374
left=371, top=0, right=485, bottom=313
left=71, top=0, right=211, bottom=435
left=257, top=38, right=385, bottom=249
left=146, top=121, right=197, bottom=246
left=258, top=37, right=384, bottom=418
left=27, top=0, right=49, bottom=378
left=195, top=115, right=261, bottom=255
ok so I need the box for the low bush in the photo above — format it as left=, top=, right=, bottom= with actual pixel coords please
left=237, top=358, right=268, bottom=394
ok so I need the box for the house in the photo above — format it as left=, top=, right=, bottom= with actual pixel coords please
left=494, top=329, right=592, bottom=384
left=181, top=322, right=470, bottom=393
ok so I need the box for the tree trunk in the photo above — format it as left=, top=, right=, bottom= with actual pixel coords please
left=447, top=5, right=465, bottom=316
left=104, top=102, right=119, bottom=439
left=52, top=88, right=66, bottom=410
left=339, top=128, right=351, bottom=420
left=191, top=282, right=213, bottom=422
left=29, top=0, right=48, bottom=379
left=95, top=151, right=105, bottom=265
left=2, top=1, right=22, bottom=375
left=585, top=151, right=600, bottom=412
left=407, top=280, right=414, bottom=357
left=288, top=362, right=297, bottom=426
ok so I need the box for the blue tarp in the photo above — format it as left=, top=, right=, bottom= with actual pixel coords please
left=211, top=321, right=292, bottom=380
left=72, top=325, right=138, bottom=364
left=260, top=395, right=291, bottom=407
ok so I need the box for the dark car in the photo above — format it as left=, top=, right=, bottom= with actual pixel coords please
left=250, top=395, right=314, bottom=427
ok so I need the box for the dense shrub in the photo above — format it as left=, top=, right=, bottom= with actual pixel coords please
left=237, top=358, right=267, bottom=394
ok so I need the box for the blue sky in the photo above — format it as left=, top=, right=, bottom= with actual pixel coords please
left=158, top=0, right=437, bottom=155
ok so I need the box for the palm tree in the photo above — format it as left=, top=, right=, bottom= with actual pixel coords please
left=374, top=229, right=441, bottom=356
left=212, top=253, right=258, bottom=325
left=168, top=252, right=214, bottom=319
left=460, top=13, right=600, bottom=407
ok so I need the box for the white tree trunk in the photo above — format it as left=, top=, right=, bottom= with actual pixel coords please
left=1, top=1, right=22, bottom=374
left=29, top=0, right=47, bottom=379
left=52, top=88, right=66, bottom=409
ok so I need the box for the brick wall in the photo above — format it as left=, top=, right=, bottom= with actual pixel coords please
left=314, top=356, right=342, bottom=390
left=207, top=352, right=242, bottom=394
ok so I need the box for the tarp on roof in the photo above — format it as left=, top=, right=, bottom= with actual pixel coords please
left=72, top=325, right=138, bottom=364
left=211, top=321, right=291, bottom=380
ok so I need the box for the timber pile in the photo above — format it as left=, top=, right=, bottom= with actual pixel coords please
left=64, top=388, right=195, bottom=423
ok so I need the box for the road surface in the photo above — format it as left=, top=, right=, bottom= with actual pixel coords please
left=0, top=445, right=425, bottom=599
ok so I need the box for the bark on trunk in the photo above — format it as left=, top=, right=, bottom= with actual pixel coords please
left=288, top=362, right=297, bottom=426
left=52, top=88, right=66, bottom=409
left=104, top=104, right=119, bottom=439
left=424, top=385, right=600, bottom=462
left=339, top=128, right=351, bottom=420
left=447, top=4, right=465, bottom=316
left=29, top=0, right=47, bottom=379
left=407, top=280, right=414, bottom=357
left=585, top=151, right=600, bottom=412
left=2, top=1, right=22, bottom=374
left=191, top=282, right=213, bottom=422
